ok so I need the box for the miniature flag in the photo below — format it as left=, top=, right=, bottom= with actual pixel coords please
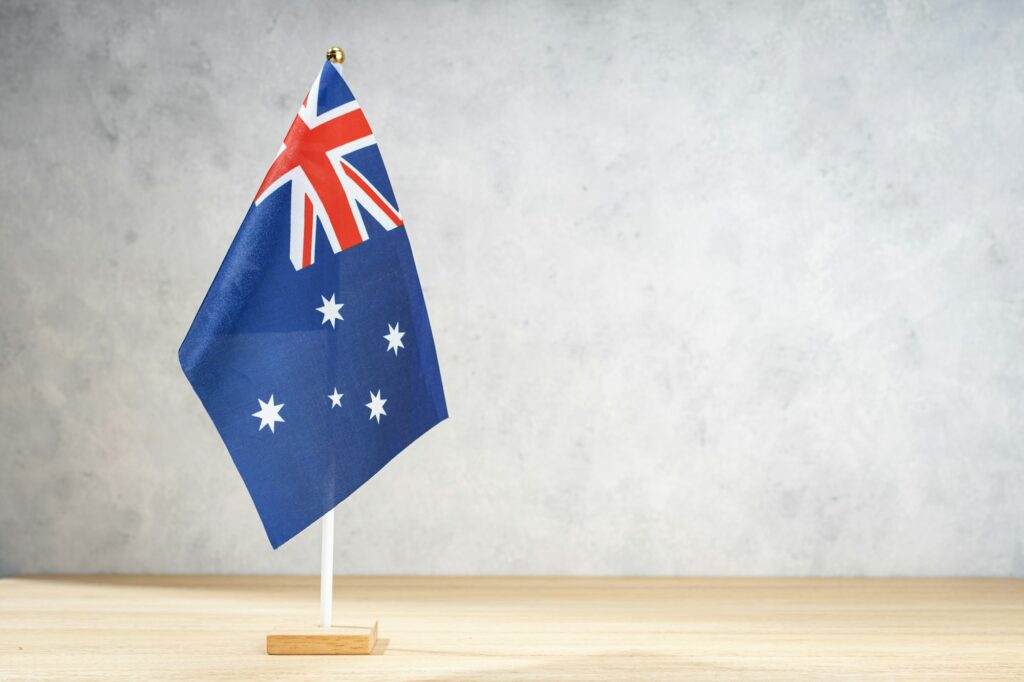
left=179, top=60, right=447, bottom=548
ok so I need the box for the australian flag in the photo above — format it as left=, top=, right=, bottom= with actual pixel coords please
left=179, top=60, right=447, bottom=548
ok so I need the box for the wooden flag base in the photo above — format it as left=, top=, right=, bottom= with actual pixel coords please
left=266, top=621, right=378, bottom=655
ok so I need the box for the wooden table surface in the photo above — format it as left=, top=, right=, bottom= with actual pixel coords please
left=1, top=576, right=1022, bottom=680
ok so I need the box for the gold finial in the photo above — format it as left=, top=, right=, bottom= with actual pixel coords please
left=326, top=46, right=345, bottom=64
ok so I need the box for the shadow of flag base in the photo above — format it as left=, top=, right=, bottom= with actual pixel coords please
left=178, top=61, right=446, bottom=549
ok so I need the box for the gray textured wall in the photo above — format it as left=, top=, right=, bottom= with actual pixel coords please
left=1, top=0, right=1023, bottom=576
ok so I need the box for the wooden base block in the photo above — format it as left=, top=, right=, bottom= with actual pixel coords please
left=266, top=621, right=378, bottom=655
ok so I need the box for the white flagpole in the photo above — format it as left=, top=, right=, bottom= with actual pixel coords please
left=319, top=42, right=343, bottom=633
left=319, top=508, right=335, bottom=628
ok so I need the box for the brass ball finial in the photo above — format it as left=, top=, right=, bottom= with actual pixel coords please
left=326, top=46, right=345, bottom=64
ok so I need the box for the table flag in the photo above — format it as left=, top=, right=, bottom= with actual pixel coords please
left=179, top=59, right=447, bottom=548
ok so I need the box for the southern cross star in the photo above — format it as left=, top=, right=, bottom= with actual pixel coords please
left=252, top=395, right=285, bottom=433
left=384, top=322, right=405, bottom=355
left=328, top=388, right=343, bottom=408
left=316, top=294, right=344, bottom=328
left=366, top=390, right=387, bottom=423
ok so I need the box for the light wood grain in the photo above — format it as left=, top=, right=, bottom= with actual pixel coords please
left=0, top=576, right=1022, bottom=680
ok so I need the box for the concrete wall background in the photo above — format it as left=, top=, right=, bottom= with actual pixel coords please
left=1, top=0, right=1023, bottom=575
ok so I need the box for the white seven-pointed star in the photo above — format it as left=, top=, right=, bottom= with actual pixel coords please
left=366, top=390, right=387, bottom=423
left=384, top=322, right=406, bottom=355
left=328, top=388, right=343, bottom=409
left=316, top=294, right=344, bottom=328
left=252, top=395, right=285, bottom=433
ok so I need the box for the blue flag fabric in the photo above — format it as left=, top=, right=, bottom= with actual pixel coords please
left=179, top=61, right=447, bottom=548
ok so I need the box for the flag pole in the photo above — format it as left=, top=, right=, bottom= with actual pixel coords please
left=319, top=508, right=335, bottom=627
left=318, top=43, right=345, bottom=633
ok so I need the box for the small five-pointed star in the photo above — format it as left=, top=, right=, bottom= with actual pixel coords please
left=328, top=388, right=343, bottom=409
left=252, top=395, right=285, bottom=433
left=316, top=294, right=344, bottom=328
left=384, top=322, right=405, bottom=355
left=366, top=389, right=387, bottom=423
